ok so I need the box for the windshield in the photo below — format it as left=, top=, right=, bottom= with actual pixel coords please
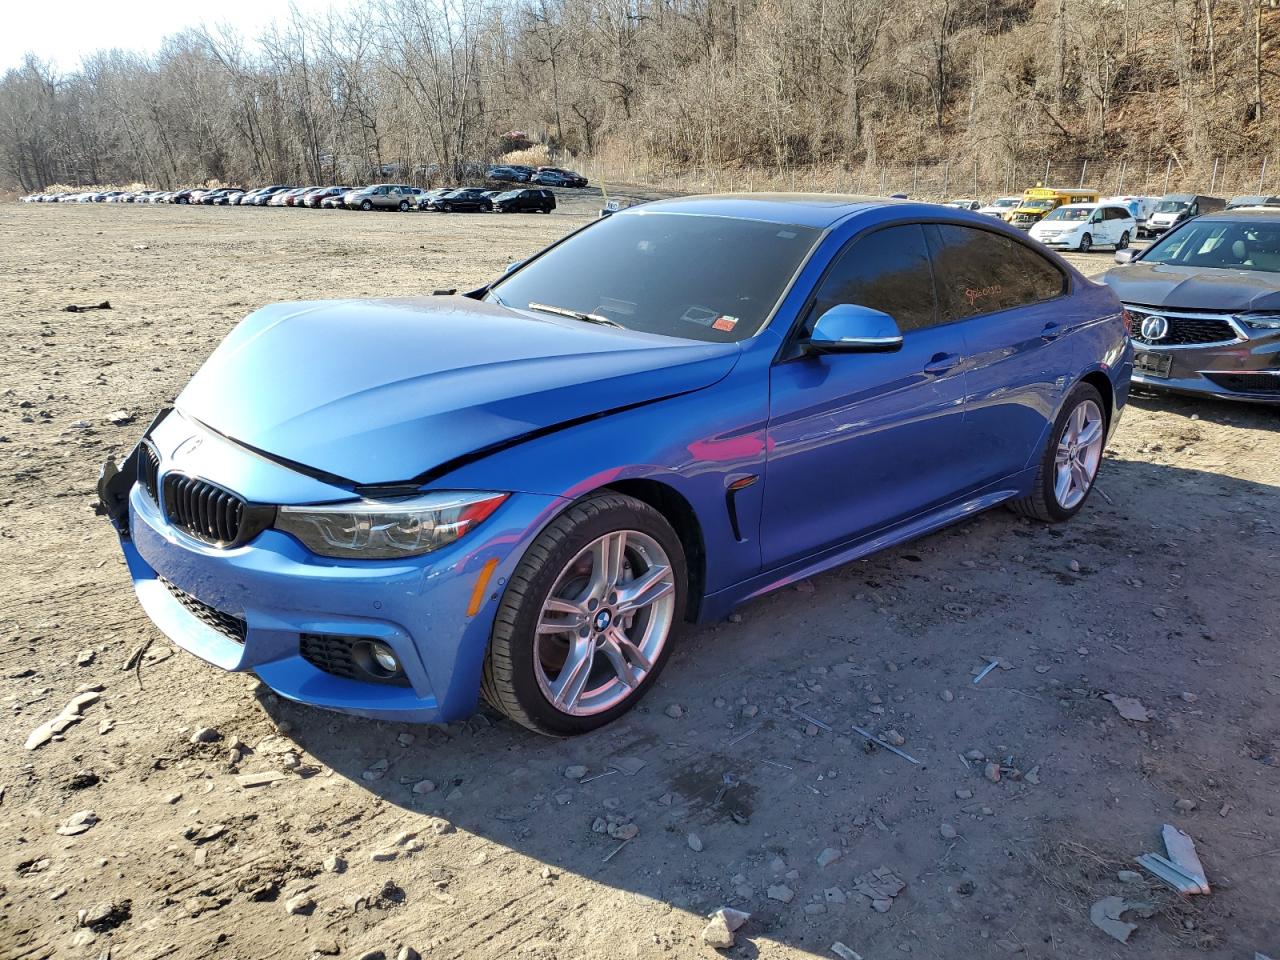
left=1155, top=200, right=1189, bottom=214
left=1044, top=207, right=1091, bottom=222
left=1143, top=220, right=1280, bottom=273
left=487, top=212, right=821, bottom=343
left=1021, top=199, right=1056, bottom=210
left=993, top=198, right=1019, bottom=208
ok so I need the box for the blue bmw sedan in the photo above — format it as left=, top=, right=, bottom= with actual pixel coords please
left=98, top=195, right=1131, bottom=735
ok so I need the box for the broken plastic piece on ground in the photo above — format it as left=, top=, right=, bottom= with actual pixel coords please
left=1103, top=693, right=1152, bottom=722
left=1090, top=896, right=1156, bottom=943
left=63, top=300, right=112, bottom=312
left=850, top=724, right=919, bottom=764
left=972, top=658, right=1000, bottom=684
left=1137, top=823, right=1210, bottom=895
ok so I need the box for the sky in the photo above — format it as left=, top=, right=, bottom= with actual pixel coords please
left=2, top=0, right=339, bottom=74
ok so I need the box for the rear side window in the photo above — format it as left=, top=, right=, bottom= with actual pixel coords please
left=806, top=224, right=939, bottom=334
left=928, top=224, right=1066, bottom=321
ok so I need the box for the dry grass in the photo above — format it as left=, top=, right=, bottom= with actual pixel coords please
left=499, top=145, right=552, bottom=168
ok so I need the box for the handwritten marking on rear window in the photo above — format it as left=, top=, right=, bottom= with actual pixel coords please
left=965, top=284, right=1003, bottom=307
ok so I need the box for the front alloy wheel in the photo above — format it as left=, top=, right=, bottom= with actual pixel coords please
left=482, top=493, right=687, bottom=735
left=1079, top=233, right=1092, bottom=253
left=361, top=199, right=372, bottom=211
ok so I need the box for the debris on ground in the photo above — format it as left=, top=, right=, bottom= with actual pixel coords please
left=701, top=907, right=749, bottom=948
left=1089, top=895, right=1156, bottom=943
left=831, top=944, right=864, bottom=960
left=851, top=867, right=905, bottom=912
left=63, top=300, right=112, bottom=313
left=972, top=659, right=1000, bottom=684
left=1102, top=693, right=1152, bottom=722
left=1137, top=824, right=1210, bottom=895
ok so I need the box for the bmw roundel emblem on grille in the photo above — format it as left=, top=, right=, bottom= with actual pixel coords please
left=1139, top=315, right=1169, bottom=341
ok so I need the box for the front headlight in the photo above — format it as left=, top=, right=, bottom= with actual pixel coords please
left=1239, top=314, right=1280, bottom=332
left=275, top=490, right=509, bottom=559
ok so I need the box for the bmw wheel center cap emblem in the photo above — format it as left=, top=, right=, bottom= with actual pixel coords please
left=1139, top=314, right=1169, bottom=341
left=594, top=610, right=612, bottom=632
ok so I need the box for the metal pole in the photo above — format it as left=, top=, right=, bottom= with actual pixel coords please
left=1210, top=157, right=1219, bottom=193
left=1259, top=156, right=1268, bottom=193
left=1043, top=156, right=1050, bottom=185
left=1079, top=159, right=1088, bottom=188
left=943, top=160, right=950, bottom=196
left=879, top=167, right=886, bottom=194
left=1117, top=159, right=1126, bottom=193
left=974, top=158, right=980, bottom=197
left=1163, top=158, right=1172, bottom=193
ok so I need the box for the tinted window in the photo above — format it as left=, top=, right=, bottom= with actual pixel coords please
left=489, top=213, right=821, bottom=343
left=805, top=224, right=939, bottom=334
left=929, top=224, right=1066, bottom=320
left=1143, top=219, right=1280, bottom=273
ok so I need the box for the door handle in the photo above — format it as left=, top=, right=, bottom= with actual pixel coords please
left=923, top=352, right=960, bottom=375
left=1041, top=323, right=1062, bottom=341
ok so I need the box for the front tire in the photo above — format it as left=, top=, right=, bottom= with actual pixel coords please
left=1079, top=233, right=1092, bottom=253
left=399, top=200, right=409, bottom=211
left=1009, top=383, right=1106, bottom=523
left=481, top=493, right=687, bottom=736
left=361, top=200, right=372, bottom=211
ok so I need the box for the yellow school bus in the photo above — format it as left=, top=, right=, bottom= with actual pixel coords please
left=1006, top=186, right=1100, bottom=229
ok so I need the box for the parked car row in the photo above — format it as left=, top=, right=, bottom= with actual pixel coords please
left=484, top=164, right=589, bottom=187
left=20, top=183, right=561, bottom=214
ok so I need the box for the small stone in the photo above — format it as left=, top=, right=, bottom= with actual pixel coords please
left=432, top=820, right=455, bottom=835
left=963, top=749, right=985, bottom=761
left=939, top=823, right=957, bottom=840
left=824, top=887, right=847, bottom=905
left=98, top=719, right=114, bottom=735
left=727, top=612, right=743, bottom=623
left=369, top=849, right=398, bottom=862
left=361, top=758, right=390, bottom=782
left=767, top=884, right=795, bottom=903
left=664, top=703, right=684, bottom=719
left=687, top=833, right=703, bottom=852
left=1180, top=691, right=1198, bottom=703
left=393, top=830, right=418, bottom=846
left=871, top=898, right=893, bottom=913
left=955, top=788, right=972, bottom=799
left=411, top=779, right=437, bottom=795
left=591, top=817, right=608, bottom=833
left=984, top=762, right=1001, bottom=783
left=940, top=689, right=954, bottom=702
left=236, top=771, right=287, bottom=788
left=76, top=650, right=95, bottom=666
left=1025, top=765, right=1041, bottom=785
left=1174, top=798, right=1196, bottom=813
left=166, top=792, right=183, bottom=804
left=816, top=847, right=842, bottom=868
left=1117, top=870, right=1142, bottom=884
left=56, top=810, right=99, bottom=836
left=323, top=855, right=347, bottom=873
left=1068, top=560, right=1081, bottom=573
left=189, top=727, right=221, bottom=744
left=564, top=765, right=588, bottom=780
left=794, top=579, right=815, bottom=594
left=713, top=697, right=726, bottom=708
left=741, top=704, right=759, bottom=718
left=284, top=893, right=314, bottom=915
left=396, top=949, right=421, bottom=960
left=611, top=822, right=639, bottom=841
left=397, top=732, right=415, bottom=747
left=884, top=729, right=905, bottom=747
left=312, top=941, right=341, bottom=956
left=831, top=943, right=864, bottom=960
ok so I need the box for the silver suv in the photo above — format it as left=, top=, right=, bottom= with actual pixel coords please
left=345, top=184, right=417, bottom=211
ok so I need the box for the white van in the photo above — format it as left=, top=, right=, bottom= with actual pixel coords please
left=1102, top=195, right=1158, bottom=226
left=1028, top=202, right=1136, bottom=252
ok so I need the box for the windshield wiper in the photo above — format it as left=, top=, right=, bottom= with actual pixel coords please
left=526, top=301, right=624, bottom=328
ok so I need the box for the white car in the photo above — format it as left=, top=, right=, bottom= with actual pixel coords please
left=977, top=196, right=1020, bottom=219
left=1029, top=202, right=1135, bottom=253
left=944, top=199, right=982, bottom=211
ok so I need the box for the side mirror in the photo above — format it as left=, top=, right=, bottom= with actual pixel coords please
left=806, top=304, right=904, bottom=355
left=1113, top=248, right=1140, bottom=265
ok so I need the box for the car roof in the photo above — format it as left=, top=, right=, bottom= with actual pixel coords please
left=1195, top=208, right=1280, bottom=222
left=621, top=193, right=903, bottom=228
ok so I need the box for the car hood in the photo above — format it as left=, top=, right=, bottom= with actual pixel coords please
left=1102, top=262, right=1280, bottom=312
left=177, top=296, right=741, bottom=486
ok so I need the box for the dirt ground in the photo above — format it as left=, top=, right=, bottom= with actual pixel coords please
left=1, top=195, right=1278, bottom=960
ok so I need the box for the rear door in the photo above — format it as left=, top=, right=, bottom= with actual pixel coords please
left=925, top=223, right=1075, bottom=488
left=761, top=223, right=972, bottom=568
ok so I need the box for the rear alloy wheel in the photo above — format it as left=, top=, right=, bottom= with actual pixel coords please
left=361, top=199, right=372, bottom=211
left=1079, top=233, right=1092, bottom=253
left=442, top=203, right=453, bottom=212
left=1010, top=383, right=1106, bottom=523
left=482, top=493, right=686, bottom=736
left=1117, top=230, right=1130, bottom=249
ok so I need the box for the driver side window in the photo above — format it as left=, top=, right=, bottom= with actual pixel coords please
left=804, top=224, right=939, bottom=336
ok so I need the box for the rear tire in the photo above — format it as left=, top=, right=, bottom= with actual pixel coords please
left=481, top=493, right=687, bottom=736
left=1009, top=383, right=1107, bottom=523
left=1117, top=231, right=1130, bottom=250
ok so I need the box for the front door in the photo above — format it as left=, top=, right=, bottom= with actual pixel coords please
left=761, top=223, right=972, bottom=569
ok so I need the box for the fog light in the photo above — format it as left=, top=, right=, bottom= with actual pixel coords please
left=369, top=642, right=400, bottom=674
